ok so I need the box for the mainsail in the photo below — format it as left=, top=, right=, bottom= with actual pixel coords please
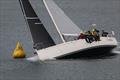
left=43, top=0, right=82, bottom=34
left=19, top=0, right=55, bottom=50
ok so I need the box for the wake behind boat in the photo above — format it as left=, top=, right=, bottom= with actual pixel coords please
left=19, top=0, right=118, bottom=61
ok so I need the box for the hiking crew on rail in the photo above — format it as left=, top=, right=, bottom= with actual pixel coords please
left=78, top=28, right=109, bottom=43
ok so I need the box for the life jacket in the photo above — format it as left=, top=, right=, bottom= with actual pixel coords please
left=92, top=31, right=97, bottom=36
left=78, top=33, right=85, bottom=39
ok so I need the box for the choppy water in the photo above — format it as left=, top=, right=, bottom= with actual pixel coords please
left=0, top=0, right=120, bottom=80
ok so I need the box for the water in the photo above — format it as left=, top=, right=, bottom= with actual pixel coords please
left=0, top=56, right=120, bottom=80
left=0, top=0, right=120, bottom=80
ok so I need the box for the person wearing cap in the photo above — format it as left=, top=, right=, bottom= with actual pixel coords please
left=91, top=24, right=100, bottom=41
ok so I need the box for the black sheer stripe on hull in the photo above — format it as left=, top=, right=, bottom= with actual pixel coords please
left=56, top=45, right=116, bottom=59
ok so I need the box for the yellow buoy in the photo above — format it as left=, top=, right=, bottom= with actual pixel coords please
left=12, top=42, right=26, bottom=58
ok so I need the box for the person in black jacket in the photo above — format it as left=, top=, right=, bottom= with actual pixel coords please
left=102, top=30, right=108, bottom=37
left=85, top=31, right=94, bottom=43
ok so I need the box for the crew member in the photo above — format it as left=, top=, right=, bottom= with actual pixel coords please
left=85, top=31, right=93, bottom=43
left=78, top=33, right=85, bottom=39
left=92, top=28, right=100, bottom=41
left=102, top=30, right=108, bottom=37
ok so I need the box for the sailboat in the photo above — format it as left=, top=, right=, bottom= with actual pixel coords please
left=19, top=0, right=118, bottom=61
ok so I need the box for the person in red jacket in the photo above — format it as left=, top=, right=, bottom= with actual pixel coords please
left=78, top=33, right=85, bottom=39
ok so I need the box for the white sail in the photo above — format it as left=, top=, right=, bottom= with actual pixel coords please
left=43, top=0, right=82, bottom=34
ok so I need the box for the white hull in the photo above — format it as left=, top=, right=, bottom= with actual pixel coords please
left=37, top=37, right=117, bottom=61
